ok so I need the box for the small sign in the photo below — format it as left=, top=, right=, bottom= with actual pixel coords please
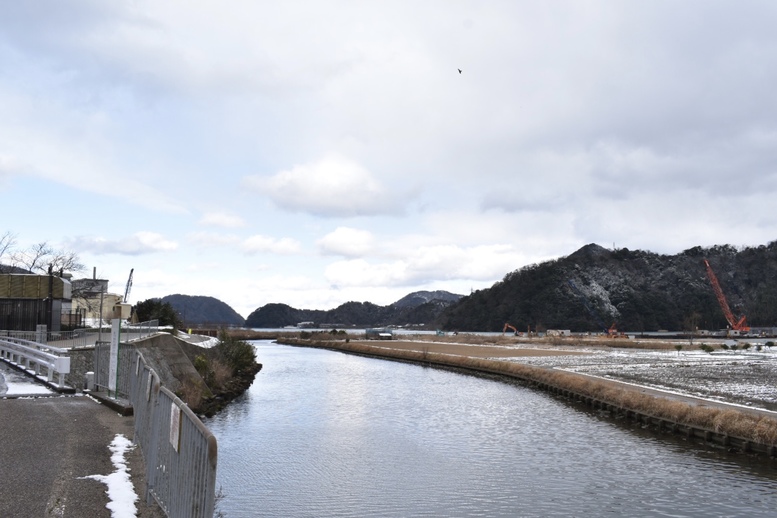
left=170, top=405, right=182, bottom=452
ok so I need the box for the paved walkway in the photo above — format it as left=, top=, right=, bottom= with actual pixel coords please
left=0, top=395, right=164, bottom=517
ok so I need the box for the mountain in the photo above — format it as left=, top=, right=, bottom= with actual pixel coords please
left=440, top=242, right=777, bottom=333
left=393, top=290, right=463, bottom=308
left=245, top=290, right=464, bottom=328
left=161, top=294, right=245, bottom=327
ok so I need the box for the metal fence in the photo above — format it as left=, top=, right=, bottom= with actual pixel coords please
left=129, top=349, right=217, bottom=518
left=92, top=320, right=160, bottom=397
left=0, top=319, right=159, bottom=350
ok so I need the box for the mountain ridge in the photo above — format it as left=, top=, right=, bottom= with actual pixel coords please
left=440, top=242, right=777, bottom=333
left=244, top=290, right=464, bottom=328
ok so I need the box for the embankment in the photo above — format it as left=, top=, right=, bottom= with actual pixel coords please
left=277, top=337, right=777, bottom=457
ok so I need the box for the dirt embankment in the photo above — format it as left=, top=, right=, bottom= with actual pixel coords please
left=136, top=333, right=261, bottom=417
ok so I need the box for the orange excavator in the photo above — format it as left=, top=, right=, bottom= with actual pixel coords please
left=703, top=259, right=749, bottom=332
left=503, top=323, right=519, bottom=336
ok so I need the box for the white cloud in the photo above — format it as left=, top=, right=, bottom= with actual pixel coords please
left=7, top=1, right=777, bottom=315
left=245, top=156, right=406, bottom=217
left=199, top=212, right=245, bottom=228
left=187, top=232, right=241, bottom=248
left=324, top=244, right=530, bottom=288
left=241, top=235, right=302, bottom=255
left=317, top=227, right=376, bottom=257
left=67, top=232, right=178, bottom=256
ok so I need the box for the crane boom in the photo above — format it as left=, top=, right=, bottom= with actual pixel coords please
left=703, top=259, right=748, bottom=331
left=124, top=268, right=134, bottom=303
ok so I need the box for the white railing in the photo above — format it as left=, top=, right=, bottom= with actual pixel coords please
left=0, top=336, right=71, bottom=388
left=129, top=349, right=217, bottom=518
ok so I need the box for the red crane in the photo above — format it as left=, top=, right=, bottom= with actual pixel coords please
left=703, top=259, right=749, bottom=332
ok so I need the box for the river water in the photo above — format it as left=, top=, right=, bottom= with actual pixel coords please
left=206, top=341, right=777, bottom=517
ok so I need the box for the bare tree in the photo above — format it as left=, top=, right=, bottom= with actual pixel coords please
left=11, top=241, right=85, bottom=276
left=0, top=231, right=17, bottom=272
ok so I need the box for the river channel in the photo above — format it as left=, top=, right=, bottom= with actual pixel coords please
left=206, top=341, right=777, bottom=517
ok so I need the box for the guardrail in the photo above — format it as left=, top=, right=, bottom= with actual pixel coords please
left=129, top=349, right=217, bottom=518
left=0, top=336, right=71, bottom=388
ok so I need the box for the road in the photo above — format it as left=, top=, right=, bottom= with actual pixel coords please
left=0, top=395, right=164, bottom=517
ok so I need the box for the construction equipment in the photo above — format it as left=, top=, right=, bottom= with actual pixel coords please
left=503, top=323, right=518, bottom=335
left=703, top=259, right=749, bottom=332
left=124, top=268, right=134, bottom=303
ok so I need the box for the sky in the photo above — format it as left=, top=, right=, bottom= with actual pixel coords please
left=2, top=1, right=777, bottom=319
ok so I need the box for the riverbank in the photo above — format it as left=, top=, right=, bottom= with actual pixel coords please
left=275, top=335, right=777, bottom=456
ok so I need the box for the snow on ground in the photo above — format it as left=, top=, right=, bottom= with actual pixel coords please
left=176, top=332, right=219, bottom=348
left=0, top=362, right=53, bottom=396
left=80, top=434, right=138, bottom=518
left=507, top=347, right=777, bottom=411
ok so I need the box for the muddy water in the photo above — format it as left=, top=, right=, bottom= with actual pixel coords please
left=206, top=341, right=777, bottom=517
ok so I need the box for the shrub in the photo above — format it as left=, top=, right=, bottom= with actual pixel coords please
left=194, top=354, right=209, bottom=376
left=216, top=332, right=257, bottom=375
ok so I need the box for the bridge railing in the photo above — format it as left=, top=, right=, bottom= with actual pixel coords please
left=129, top=349, right=217, bottom=518
left=0, top=336, right=71, bottom=388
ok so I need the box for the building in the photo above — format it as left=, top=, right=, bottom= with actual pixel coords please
left=0, top=273, right=73, bottom=331
left=365, top=328, right=393, bottom=340
left=71, top=276, right=131, bottom=326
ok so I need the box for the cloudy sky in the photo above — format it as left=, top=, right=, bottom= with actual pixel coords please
left=2, top=1, right=777, bottom=319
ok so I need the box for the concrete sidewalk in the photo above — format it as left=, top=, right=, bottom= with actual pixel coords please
left=0, top=395, right=164, bottom=518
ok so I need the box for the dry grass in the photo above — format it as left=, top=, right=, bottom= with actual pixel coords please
left=397, top=332, right=683, bottom=351
left=209, top=358, right=233, bottom=390
left=279, top=337, right=777, bottom=447
left=178, top=378, right=207, bottom=409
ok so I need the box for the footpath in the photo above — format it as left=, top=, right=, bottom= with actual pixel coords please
left=0, top=393, right=164, bottom=517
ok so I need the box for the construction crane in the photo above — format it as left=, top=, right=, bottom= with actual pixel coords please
left=124, top=268, right=134, bottom=304
left=703, top=259, right=749, bottom=332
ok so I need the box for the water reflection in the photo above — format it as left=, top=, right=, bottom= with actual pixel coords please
left=207, top=342, right=777, bottom=517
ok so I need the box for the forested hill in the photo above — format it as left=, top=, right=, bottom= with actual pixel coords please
left=440, top=242, right=777, bottom=333
left=245, top=290, right=463, bottom=328
left=162, top=294, right=245, bottom=327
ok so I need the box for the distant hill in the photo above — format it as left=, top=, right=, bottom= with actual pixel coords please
left=440, top=242, right=777, bottom=333
left=392, top=290, right=463, bottom=308
left=245, top=290, right=464, bottom=328
left=161, top=294, right=245, bottom=327
left=0, top=264, right=32, bottom=274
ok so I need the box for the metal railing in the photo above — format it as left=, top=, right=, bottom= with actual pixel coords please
left=129, top=349, right=217, bottom=518
left=122, top=320, right=160, bottom=342
left=0, top=336, right=71, bottom=388
left=0, top=319, right=159, bottom=350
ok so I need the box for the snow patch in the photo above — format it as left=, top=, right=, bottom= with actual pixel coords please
left=80, top=434, right=138, bottom=518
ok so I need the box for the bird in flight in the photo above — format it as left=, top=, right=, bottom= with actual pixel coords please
left=458, top=68, right=462, bottom=74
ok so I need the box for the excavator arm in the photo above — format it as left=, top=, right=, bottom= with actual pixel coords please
left=703, top=259, right=749, bottom=332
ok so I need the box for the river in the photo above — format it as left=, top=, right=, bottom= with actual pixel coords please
left=206, top=341, right=777, bottom=517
